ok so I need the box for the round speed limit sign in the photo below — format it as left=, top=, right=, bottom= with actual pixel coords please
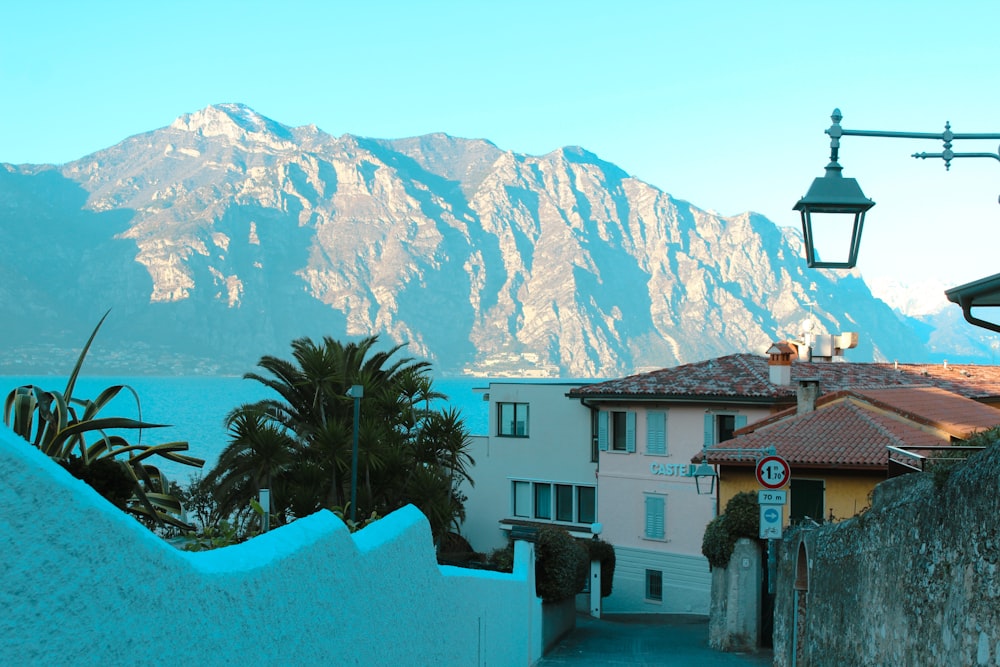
left=755, top=455, right=790, bottom=490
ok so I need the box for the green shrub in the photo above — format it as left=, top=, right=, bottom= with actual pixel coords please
left=701, top=491, right=761, bottom=569
left=724, top=491, right=760, bottom=538
left=487, top=544, right=514, bottom=573
left=585, top=537, right=617, bottom=598
left=535, top=526, right=588, bottom=603
left=701, top=514, right=735, bottom=569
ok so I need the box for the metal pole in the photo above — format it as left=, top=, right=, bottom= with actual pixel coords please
left=259, top=488, right=270, bottom=532
left=350, top=393, right=360, bottom=524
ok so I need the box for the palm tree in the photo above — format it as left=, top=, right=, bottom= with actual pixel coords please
left=202, top=404, right=297, bottom=526
left=202, top=334, right=474, bottom=541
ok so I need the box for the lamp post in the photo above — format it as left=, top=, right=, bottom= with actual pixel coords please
left=796, top=108, right=1000, bottom=333
left=795, top=108, right=1000, bottom=269
left=346, top=384, right=364, bottom=523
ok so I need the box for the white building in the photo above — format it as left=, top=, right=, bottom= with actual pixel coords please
left=459, top=381, right=597, bottom=554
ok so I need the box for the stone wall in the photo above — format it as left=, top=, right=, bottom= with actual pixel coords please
left=709, top=538, right=762, bottom=652
left=773, top=445, right=1000, bottom=666
left=0, top=427, right=542, bottom=666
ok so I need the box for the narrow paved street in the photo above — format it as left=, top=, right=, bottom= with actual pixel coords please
left=538, top=614, right=773, bottom=667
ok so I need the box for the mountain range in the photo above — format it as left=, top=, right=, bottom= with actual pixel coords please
left=1, top=103, right=994, bottom=377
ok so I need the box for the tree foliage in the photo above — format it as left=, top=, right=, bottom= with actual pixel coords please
left=199, top=335, right=474, bottom=542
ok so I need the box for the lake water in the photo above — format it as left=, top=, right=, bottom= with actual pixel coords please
left=0, top=375, right=491, bottom=486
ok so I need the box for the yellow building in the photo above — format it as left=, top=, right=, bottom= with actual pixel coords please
left=700, top=385, right=1000, bottom=525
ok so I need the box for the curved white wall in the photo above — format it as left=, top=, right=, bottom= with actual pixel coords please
left=0, top=427, right=539, bottom=665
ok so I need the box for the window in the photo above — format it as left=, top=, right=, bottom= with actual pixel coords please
left=534, top=483, right=552, bottom=519
left=717, top=414, right=736, bottom=443
left=704, top=412, right=747, bottom=446
left=555, top=484, right=574, bottom=522
left=597, top=410, right=635, bottom=452
left=612, top=411, right=628, bottom=450
left=646, top=569, right=663, bottom=601
left=577, top=486, right=596, bottom=524
left=509, top=480, right=596, bottom=525
left=646, top=411, right=667, bottom=455
left=790, top=478, right=825, bottom=525
left=644, top=494, right=665, bottom=540
left=513, top=481, right=531, bottom=517
left=498, top=402, right=529, bottom=437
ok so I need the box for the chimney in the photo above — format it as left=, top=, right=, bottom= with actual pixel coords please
left=767, top=341, right=797, bottom=386
left=797, top=379, right=820, bottom=414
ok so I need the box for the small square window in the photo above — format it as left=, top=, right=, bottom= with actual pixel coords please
left=646, top=569, right=663, bottom=601
left=498, top=402, right=529, bottom=437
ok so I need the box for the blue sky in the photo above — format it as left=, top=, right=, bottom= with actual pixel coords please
left=3, top=1, right=1000, bottom=295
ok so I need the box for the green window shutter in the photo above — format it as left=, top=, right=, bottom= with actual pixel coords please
left=704, top=413, right=715, bottom=446
left=663, top=410, right=670, bottom=454
left=645, top=495, right=665, bottom=539
left=625, top=411, right=636, bottom=453
left=598, top=411, right=609, bottom=451
left=735, top=414, right=747, bottom=430
left=646, top=412, right=666, bottom=455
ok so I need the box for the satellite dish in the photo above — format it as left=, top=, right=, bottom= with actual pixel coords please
left=801, top=318, right=815, bottom=332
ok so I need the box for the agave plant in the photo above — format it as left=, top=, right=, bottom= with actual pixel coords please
left=2, top=311, right=204, bottom=530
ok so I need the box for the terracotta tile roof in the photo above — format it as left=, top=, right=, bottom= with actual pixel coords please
left=569, top=354, right=1000, bottom=403
left=699, top=401, right=947, bottom=469
left=729, top=386, right=1000, bottom=439
left=849, top=386, right=1000, bottom=438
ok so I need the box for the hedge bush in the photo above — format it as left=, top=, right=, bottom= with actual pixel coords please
left=535, top=526, right=588, bottom=603
left=700, top=491, right=760, bottom=569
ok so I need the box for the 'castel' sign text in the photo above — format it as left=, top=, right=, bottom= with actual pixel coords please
left=650, top=463, right=695, bottom=477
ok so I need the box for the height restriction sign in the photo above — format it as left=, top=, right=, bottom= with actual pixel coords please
left=755, top=455, right=790, bottom=490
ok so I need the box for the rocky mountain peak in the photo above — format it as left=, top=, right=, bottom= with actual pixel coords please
left=0, top=103, right=989, bottom=376
left=168, top=103, right=296, bottom=149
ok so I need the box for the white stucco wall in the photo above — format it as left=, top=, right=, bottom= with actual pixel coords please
left=460, top=382, right=596, bottom=553
left=0, top=426, right=540, bottom=666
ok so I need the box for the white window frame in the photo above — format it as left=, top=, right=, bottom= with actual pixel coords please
left=509, top=479, right=597, bottom=525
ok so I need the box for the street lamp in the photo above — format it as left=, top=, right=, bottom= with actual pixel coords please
left=691, top=445, right=777, bottom=496
left=346, top=384, right=364, bottom=523
left=796, top=108, right=1000, bottom=333
left=795, top=108, right=1000, bottom=269
left=793, top=109, right=875, bottom=268
left=692, top=458, right=718, bottom=496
